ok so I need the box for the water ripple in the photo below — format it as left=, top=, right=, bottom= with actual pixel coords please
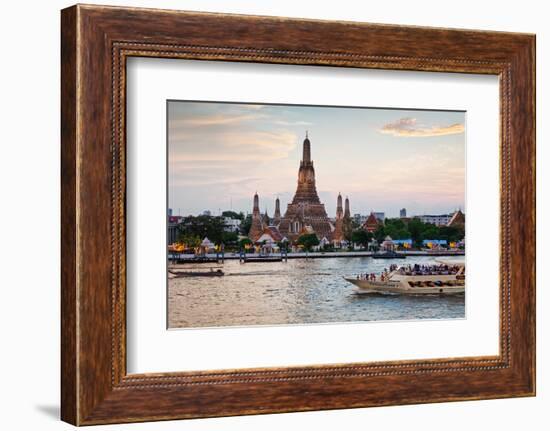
left=168, top=256, right=465, bottom=329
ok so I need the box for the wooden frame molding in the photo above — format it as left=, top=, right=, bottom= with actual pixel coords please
left=61, top=4, right=535, bottom=425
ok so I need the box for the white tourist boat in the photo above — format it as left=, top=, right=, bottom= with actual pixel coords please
left=344, top=262, right=465, bottom=295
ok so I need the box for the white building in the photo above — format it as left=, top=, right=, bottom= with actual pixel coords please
left=223, top=217, right=242, bottom=232
left=417, top=213, right=452, bottom=226
left=373, top=212, right=385, bottom=222
left=167, top=215, right=183, bottom=245
left=353, top=213, right=368, bottom=225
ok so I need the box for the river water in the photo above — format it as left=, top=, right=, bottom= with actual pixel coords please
left=168, top=256, right=465, bottom=329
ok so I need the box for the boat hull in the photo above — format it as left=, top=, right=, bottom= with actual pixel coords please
left=371, top=252, right=406, bottom=259
left=243, top=257, right=283, bottom=262
left=345, top=278, right=464, bottom=295
left=169, top=270, right=224, bottom=277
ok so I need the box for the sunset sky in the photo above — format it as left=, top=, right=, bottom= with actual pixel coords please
left=168, top=101, right=465, bottom=218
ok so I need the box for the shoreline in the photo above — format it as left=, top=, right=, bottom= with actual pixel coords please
left=169, top=250, right=465, bottom=261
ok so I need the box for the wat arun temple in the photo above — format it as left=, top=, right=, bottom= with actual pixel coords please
left=249, top=133, right=351, bottom=245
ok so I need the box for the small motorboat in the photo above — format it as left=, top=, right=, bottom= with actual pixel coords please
left=371, top=250, right=406, bottom=259
left=180, top=256, right=220, bottom=264
left=168, top=269, right=224, bottom=277
left=242, top=256, right=283, bottom=263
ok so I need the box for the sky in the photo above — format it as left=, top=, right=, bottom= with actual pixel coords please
left=168, top=101, right=465, bottom=218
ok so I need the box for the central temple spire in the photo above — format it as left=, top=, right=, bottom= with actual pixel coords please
left=302, top=132, right=311, bottom=163
left=276, top=130, right=332, bottom=242
left=293, top=132, right=320, bottom=204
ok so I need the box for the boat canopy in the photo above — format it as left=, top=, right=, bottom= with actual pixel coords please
left=434, top=258, right=465, bottom=267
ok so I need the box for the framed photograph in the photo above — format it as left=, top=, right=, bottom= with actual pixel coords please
left=164, top=100, right=467, bottom=330
left=61, top=4, right=535, bottom=425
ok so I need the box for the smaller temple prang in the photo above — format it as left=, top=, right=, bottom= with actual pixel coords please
left=273, top=197, right=282, bottom=226
left=344, top=196, right=351, bottom=219
left=336, top=193, right=344, bottom=220
left=248, top=192, right=264, bottom=241
left=263, top=208, right=270, bottom=226
left=253, top=192, right=260, bottom=215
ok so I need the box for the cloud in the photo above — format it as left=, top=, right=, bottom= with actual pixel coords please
left=243, top=104, right=264, bottom=110
left=273, top=120, right=313, bottom=126
left=170, top=113, right=266, bottom=127
left=379, top=117, right=464, bottom=137
left=169, top=130, right=297, bottom=162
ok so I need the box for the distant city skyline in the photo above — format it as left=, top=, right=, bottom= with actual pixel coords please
left=168, top=101, right=465, bottom=218
left=169, top=207, right=462, bottom=219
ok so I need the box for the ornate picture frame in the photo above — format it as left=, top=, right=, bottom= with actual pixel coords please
left=61, top=4, right=535, bottom=425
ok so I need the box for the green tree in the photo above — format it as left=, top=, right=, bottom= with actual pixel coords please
left=385, top=218, right=406, bottom=231
left=374, top=225, right=386, bottom=242
left=178, top=215, right=226, bottom=244
left=221, top=231, right=239, bottom=248
left=176, top=232, right=201, bottom=248
left=239, top=237, right=253, bottom=250
left=396, top=228, right=410, bottom=239
left=407, top=218, right=425, bottom=248
left=422, top=224, right=439, bottom=240
left=296, top=233, right=320, bottom=251
left=240, top=214, right=252, bottom=235
left=365, top=217, right=464, bottom=249
left=351, top=229, right=372, bottom=249
left=438, top=225, right=464, bottom=243
left=385, top=218, right=410, bottom=239
left=383, top=223, right=398, bottom=239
